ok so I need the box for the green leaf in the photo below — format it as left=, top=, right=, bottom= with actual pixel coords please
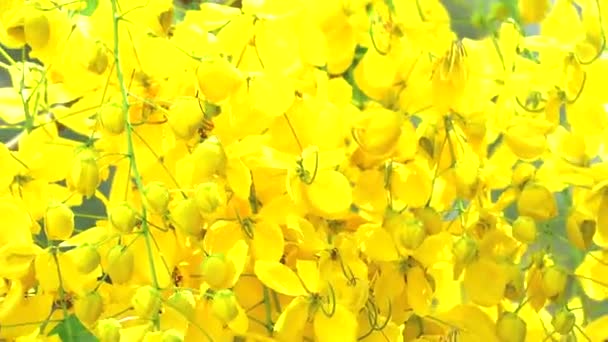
left=48, top=314, right=99, bottom=342
left=79, top=0, right=99, bottom=16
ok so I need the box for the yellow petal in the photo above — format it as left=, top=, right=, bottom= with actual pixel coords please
left=296, top=259, right=321, bottom=294
left=313, top=304, right=358, bottom=342
left=0, top=242, right=41, bottom=279
left=407, top=266, right=433, bottom=317
left=252, top=220, right=284, bottom=262
left=273, top=297, right=310, bottom=341
left=254, top=260, right=307, bottom=297
left=356, top=224, right=399, bottom=262
left=463, top=258, right=509, bottom=307
left=303, top=169, right=352, bottom=218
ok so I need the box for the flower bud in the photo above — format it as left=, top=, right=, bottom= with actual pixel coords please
left=170, top=198, right=203, bottom=236
left=551, top=308, right=576, bottom=335
left=132, top=285, right=162, bottom=320
left=516, top=184, right=557, bottom=221
left=414, top=207, right=443, bottom=235
left=399, top=219, right=427, bottom=250
left=44, top=200, right=74, bottom=241
left=68, top=149, right=100, bottom=199
left=194, top=181, right=225, bottom=214
left=108, top=202, right=138, bottom=234
left=167, top=289, right=196, bottom=320
left=211, top=289, right=239, bottom=323
left=541, top=265, right=568, bottom=299
left=106, top=245, right=134, bottom=284
left=191, top=136, right=227, bottom=179
left=74, top=291, right=103, bottom=325
left=168, top=98, right=205, bottom=140
left=452, top=236, right=478, bottom=265
left=352, top=107, right=403, bottom=155
left=24, top=10, right=50, bottom=50
left=69, top=243, right=101, bottom=274
left=196, top=58, right=244, bottom=104
left=496, top=312, right=526, bottom=342
left=143, top=182, right=170, bottom=215
left=511, top=216, right=537, bottom=244
left=96, top=318, right=121, bottom=342
left=98, top=103, right=125, bottom=135
left=162, top=329, right=184, bottom=342
left=201, top=253, right=234, bottom=289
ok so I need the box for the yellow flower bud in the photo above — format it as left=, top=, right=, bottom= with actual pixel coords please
left=201, top=253, right=235, bottom=289
left=191, top=136, right=227, bottom=180
left=96, top=318, right=121, bottom=342
left=399, top=219, right=427, bottom=250
left=211, top=289, right=239, bottom=323
left=196, top=58, right=244, bottom=104
left=168, top=98, right=205, bottom=140
left=68, top=243, right=100, bottom=274
left=170, top=198, right=203, bottom=236
left=68, top=149, right=100, bottom=199
left=352, top=107, right=403, bottom=155
left=98, top=103, right=125, bottom=135
left=108, top=202, right=138, bottom=234
left=551, top=308, right=576, bottom=335
left=44, top=200, right=74, bottom=241
left=167, top=290, right=196, bottom=320
left=516, top=183, right=557, bottom=221
left=414, top=207, right=443, bottom=235
left=452, top=236, right=478, bottom=265
left=541, top=265, right=568, bottom=299
left=106, top=245, right=134, bottom=284
left=162, top=329, right=184, bottom=342
left=496, top=312, right=527, bottom=342
left=74, top=292, right=103, bottom=326
left=511, top=216, right=537, bottom=244
left=24, top=10, right=50, bottom=50
left=143, top=182, right=170, bottom=215
left=194, top=181, right=225, bottom=214
left=132, top=285, right=162, bottom=320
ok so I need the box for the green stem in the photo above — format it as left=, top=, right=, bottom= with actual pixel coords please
left=51, top=247, right=73, bottom=338
left=110, top=0, right=161, bottom=330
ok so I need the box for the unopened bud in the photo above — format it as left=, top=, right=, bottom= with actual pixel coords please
left=68, top=149, right=100, bottom=199
left=143, top=182, right=170, bottom=215
left=106, top=245, right=134, bottom=284
left=132, top=285, right=162, bottom=320
left=108, top=202, right=138, bottom=234
left=98, top=103, right=125, bottom=135
left=170, top=198, right=203, bottom=236
left=69, top=243, right=100, bottom=274
left=194, top=181, right=225, bottom=214
left=211, top=289, right=239, bottom=323
left=74, top=291, right=103, bottom=326
left=44, top=200, right=74, bottom=241
left=96, top=318, right=121, bottom=342
left=496, top=312, right=526, bottom=342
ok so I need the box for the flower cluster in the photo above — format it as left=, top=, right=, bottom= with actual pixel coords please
left=1, top=0, right=608, bottom=341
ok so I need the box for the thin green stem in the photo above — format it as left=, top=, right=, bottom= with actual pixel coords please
left=110, top=1, right=160, bottom=318
left=51, top=248, right=73, bottom=338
